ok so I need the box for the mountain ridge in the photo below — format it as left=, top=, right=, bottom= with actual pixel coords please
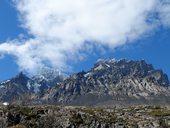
left=0, top=59, right=170, bottom=106
left=42, top=59, right=170, bottom=105
left=0, top=68, right=67, bottom=103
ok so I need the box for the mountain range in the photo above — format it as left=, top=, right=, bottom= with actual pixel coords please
left=0, top=59, right=170, bottom=106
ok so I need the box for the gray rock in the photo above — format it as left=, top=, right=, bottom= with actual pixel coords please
left=44, top=59, right=170, bottom=106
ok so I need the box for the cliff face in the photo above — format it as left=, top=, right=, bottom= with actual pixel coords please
left=0, top=72, right=31, bottom=102
left=43, top=59, right=170, bottom=105
left=0, top=59, right=170, bottom=106
left=0, top=69, right=66, bottom=103
left=0, top=105, right=170, bottom=128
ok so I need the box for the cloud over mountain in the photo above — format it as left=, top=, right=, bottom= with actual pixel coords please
left=0, top=0, right=170, bottom=73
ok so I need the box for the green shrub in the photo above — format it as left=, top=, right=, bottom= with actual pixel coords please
left=150, top=110, right=170, bottom=117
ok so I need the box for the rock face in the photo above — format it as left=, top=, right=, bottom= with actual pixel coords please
left=0, top=72, right=30, bottom=102
left=29, top=67, right=67, bottom=93
left=0, top=59, right=170, bottom=105
left=0, top=68, right=66, bottom=103
left=43, top=59, right=170, bottom=105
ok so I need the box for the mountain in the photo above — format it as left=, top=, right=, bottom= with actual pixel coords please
left=0, top=68, right=66, bottom=103
left=43, top=59, right=170, bottom=106
left=0, top=72, right=30, bottom=102
left=28, top=67, right=67, bottom=93
left=0, top=59, right=170, bottom=105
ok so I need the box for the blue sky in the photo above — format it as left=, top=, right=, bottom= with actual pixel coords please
left=74, top=29, right=170, bottom=78
left=0, top=0, right=170, bottom=81
left=0, top=0, right=18, bottom=80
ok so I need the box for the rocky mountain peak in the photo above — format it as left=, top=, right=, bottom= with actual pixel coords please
left=9, top=72, right=30, bottom=86
left=94, top=59, right=153, bottom=77
left=93, top=59, right=169, bottom=86
left=29, top=67, right=67, bottom=93
left=0, top=68, right=67, bottom=102
left=43, top=59, right=170, bottom=105
left=14, top=72, right=29, bottom=80
left=0, top=59, right=170, bottom=105
left=16, top=72, right=24, bottom=77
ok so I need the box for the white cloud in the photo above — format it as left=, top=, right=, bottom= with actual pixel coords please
left=0, top=0, right=170, bottom=73
left=158, top=0, right=170, bottom=26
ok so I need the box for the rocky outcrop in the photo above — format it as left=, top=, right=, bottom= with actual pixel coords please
left=0, top=59, right=170, bottom=106
left=43, top=59, right=170, bottom=105
left=0, top=105, right=170, bottom=128
left=30, top=67, right=67, bottom=93
left=0, top=68, right=67, bottom=103
left=0, top=72, right=31, bottom=102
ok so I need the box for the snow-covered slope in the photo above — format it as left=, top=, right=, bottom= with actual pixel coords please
left=28, top=67, right=67, bottom=92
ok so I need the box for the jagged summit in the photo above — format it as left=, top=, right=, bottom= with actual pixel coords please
left=0, top=59, right=170, bottom=105
left=15, top=72, right=25, bottom=78
left=44, top=59, right=170, bottom=105
left=37, top=67, right=62, bottom=79
left=93, top=59, right=169, bottom=86
left=0, top=72, right=30, bottom=102
left=11, top=72, right=29, bottom=83
left=29, top=67, right=67, bottom=92
left=94, top=59, right=151, bottom=69
left=0, top=68, right=66, bottom=102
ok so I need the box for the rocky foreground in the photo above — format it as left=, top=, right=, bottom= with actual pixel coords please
left=0, top=105, right=170, bottom=128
